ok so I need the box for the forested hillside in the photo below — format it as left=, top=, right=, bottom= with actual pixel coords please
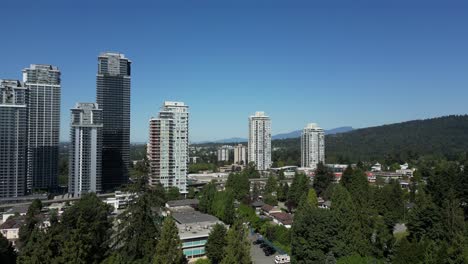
left=272, top=115, right=468, bottom=165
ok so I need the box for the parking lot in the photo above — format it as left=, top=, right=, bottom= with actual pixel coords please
left=249, top=233, right=278, bottom=264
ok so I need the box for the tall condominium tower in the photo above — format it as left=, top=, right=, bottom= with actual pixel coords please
left=301, top=123, right=325, bottom=169
left=96, top=52, right=131, bottom=190
left=69, top=103, right=103, bottom=196
left=234, top=144, right=247, bottom=165
left=217, top=145, right=232, bottom=162
left=23, top=64, right=61, bottom=191
left=0, top=80, right=28, bottom=198
left=248, top=112, right=272, bottom=170
left=148, top=102, right=189, bottom=193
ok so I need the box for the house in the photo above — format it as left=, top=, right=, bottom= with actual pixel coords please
left=261, top=204, right=282, bottom=216
left=270, top=212, right=294, bottom=228
left=1, top=205, right=29, bottom=223
left=251, top=200, right=264, bottom=215
left=0, top=217, right=24, bottom=247
left=371, top=163, right=382, bottom=172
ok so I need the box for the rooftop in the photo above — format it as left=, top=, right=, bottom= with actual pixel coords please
left=172, top=211, right=219, bottom=225
left=166, top=199, right=199, bottom=208
left=0, top=217, right=25, bottom=229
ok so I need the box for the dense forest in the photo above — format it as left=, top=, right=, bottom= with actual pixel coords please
left=273, top=115, right=468, bottom=165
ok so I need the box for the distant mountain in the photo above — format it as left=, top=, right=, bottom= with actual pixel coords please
left=197, top=126, right=354, bottom=144
left=272, top=126, right=354, bottom=140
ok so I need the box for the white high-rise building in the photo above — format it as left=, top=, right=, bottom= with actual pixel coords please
left=69, top=103, right=103, bottom=196
left=248, top=112, right=271, bottom=170
left=301, top=123, right=325, bottom=170
left=217, top=145, right=232, bottom=162
left=148, top=101, right=189, bottom=193
left=234, top=144, right=247, bottom=165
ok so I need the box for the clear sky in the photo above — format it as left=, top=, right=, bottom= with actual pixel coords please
left=1, top=0, right=468, bottom=142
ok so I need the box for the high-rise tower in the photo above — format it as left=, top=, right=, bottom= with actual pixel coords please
left=23, top=64, right=61, bottom=191
left=248, top=112, right=271, bottom=170
left=301, top=123, right=325, bottom=169
left=148, top=102, right=189, bottom=193
left=69, top=103, right=103, bottom=196
left=96, top=52, right=131, bottom=190
left=0, top=80, right=28, bottom=197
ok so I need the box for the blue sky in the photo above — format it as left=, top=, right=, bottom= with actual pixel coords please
left=1, top=0, right=468, bottom=142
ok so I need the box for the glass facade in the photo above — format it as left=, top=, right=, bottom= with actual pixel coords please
left=96, top=53, right=131, bottom=191
left=23, top=65, right=61, bottom=191
left=0, top=80, right=28, bottom=198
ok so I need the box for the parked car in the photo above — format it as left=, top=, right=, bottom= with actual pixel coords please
left=253, top=239, right=263, bottom=245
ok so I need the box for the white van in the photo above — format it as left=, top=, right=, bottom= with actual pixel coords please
left=274, top=254, right=291, bottom=264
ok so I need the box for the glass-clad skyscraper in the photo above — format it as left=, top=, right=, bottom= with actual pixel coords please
left=0, top=80, right=28, bottom=198
left=96, top=52, right=131, bottom=190
left=23, top=64, right=61, bottom=191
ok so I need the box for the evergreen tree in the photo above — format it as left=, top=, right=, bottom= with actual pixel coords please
left=166, top=186, right=181, bottom=201
left=292, top=198, right=336, bottom=263
left=307, top=188, right=318, bottom=207
left=59, top=193, right=113, bottom=263
left=264, top=175, right=278, bottom=195
left=221, top=221, right=251, bottom=264
left=199, top=182, right=217, bottom=214
left=112, top=181, right=165, bottom=263
left=0, top=233, right=16, bottom=264
left=313, top=162, right=335, bottom=197
left=153, top=217, right=185, bottom=264
left=375, top=180, right=405, bottom=229
left=205, top=224, right=227, bottom=264
left=330, top=185, right=367, bottom=257
left=287, top=173, right=310, bottom=211
left=18, top=199, right=43, bottom=249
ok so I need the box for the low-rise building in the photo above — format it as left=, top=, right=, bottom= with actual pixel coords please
left=261, top=204, right=282, bottom=216
left=0, top=217, right=24, bottom=246
left=1, top=205, right=29, bottom=223
left=270, top=212, right=294, bottom=228
left=173, top=211, right=223, bottom=262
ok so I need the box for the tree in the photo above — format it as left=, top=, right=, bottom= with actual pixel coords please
left=336, top=254, right=382, bottom=264
left=307, top=189, right=318, bottom=207
left=291, top=198, right=336, bottom=263
left=166, top=187, right=181, bottom=201
left=313, top=163, right=335, bottom=197
left=211, top=191, right=236, bottom=225
left=199, top=182, right=217, bottom=214
left=264, top=175, right=278, bottom=195
left=18, top=199, right=43, bottom=249
left=59, top=193, right=113, bottom=263
left=374, top=180, right=405, bottom=228
left=112, top=181, right=166, bottom=263
left=225, top=172, right=250, bottom=201
left=287, top=173, right=310, bottom=211
left=264, top=194, right=278, bottom=206
left=188, top=187, right=197, bottom=199
left=330, top=185, right=368, bottom=258
left=221, top=221, right=251, bottom=264
left=0, top=233, right=16, bottom=264
left=19, top=194, right=112, bottom=263
left=277, top=182, right=290, bottom=202
left=252, top=182, right=260, bottom=201
left=153, top=217, right=184, bottom=264
left=205, top=224, right=227, bottom=264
